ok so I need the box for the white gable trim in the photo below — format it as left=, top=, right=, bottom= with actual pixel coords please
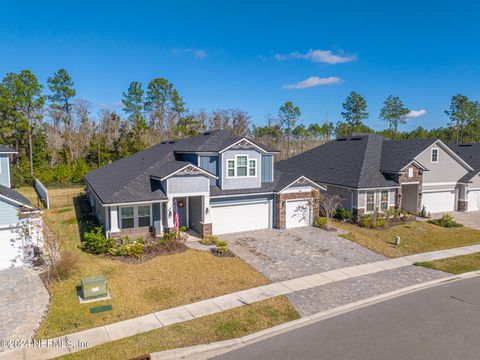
left=219, top=138, right=270, bottom=154
left=0, top=193, right=34, bottom=209
left=400, top=159, right=428, bottom=172
left=277, top=176, right=326, bottom=193
left=155, top=164, right=218, bottom=181
left=415, top=140, right=474, bottom=171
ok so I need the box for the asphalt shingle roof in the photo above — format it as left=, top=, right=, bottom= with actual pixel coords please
left=0, top=185, right=32, bottom=207
left=275, top=134, right=400, bottom=189
left=447, top=143, right=480, bottom=182
left=380, top=139, right=437, bottom=173
left=84, top=130, right=278, bottom=204
left=0, top=145, right=15, bottom=153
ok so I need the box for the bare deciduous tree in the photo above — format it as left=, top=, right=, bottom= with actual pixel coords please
left=319, top=193, right=343, bottom=223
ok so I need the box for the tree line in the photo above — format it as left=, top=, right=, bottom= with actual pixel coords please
left=0, top=69, right=478, bottom=186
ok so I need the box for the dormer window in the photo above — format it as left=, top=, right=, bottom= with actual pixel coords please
left=226, top=155, right=257, bottom=178
left=431, top=148, right=439, bottom=163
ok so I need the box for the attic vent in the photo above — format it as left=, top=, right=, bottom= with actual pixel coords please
left=459, top=144, right=473, bottom=147
left=336, top=138, right=347, bottom=141
left=350, top=137, right=362, bottom=141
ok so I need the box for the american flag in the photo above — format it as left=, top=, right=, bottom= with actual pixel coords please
left=173, top=200, right=180, bottom=230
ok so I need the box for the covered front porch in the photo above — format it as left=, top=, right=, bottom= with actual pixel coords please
left=105, top=194, right=212, bottom=239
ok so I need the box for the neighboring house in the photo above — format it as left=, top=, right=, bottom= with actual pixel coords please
left=276, top=134, right=475, bottom=215
left=84, top=130, right=324, bottom=238
left=0, top=145, right=37, bottom=269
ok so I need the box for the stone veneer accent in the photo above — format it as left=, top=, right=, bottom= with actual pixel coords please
left=200, top=222, right=212, bottom=238
left=396, top=164, right=423, bottom=213
left=457, top=199, right=468, bottom=212
left=274, top=190, right=320, bottom=229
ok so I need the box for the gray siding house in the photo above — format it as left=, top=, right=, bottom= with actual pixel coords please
left=276, top=134, right=477, bottom=216
left=0, top=145, right=37, bottom=269
left=84, top=130, right=324, bottom=238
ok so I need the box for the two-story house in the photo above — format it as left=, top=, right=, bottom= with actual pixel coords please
left=0, top=145, right=36, bottom=269
left=84, top=130, right=324, bottom=238
left=276, top=134, right=477, bottom=216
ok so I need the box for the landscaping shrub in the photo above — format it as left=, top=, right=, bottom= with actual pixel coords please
left=359, top=215, right=373, bottom=228
left=335, top=208, right=352, bottom=221
left=52, top=250, right=79, bottom=281
left=428, top=214, right=463, bottom=228
left=200, top=235, right=219, bottom=245
left=82, top=227, right=113, bottom=254
left=314, top=216, right=328, bottom=228
left=212, top=240, right=231, bottom=256
left=374, top=219, right=387, bottom=228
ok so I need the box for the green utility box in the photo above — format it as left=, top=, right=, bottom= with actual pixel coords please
left=81, top=276, right=108, bottom=300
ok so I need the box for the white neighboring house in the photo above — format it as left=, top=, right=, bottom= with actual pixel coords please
left=0, top=145, right=42, bottom=270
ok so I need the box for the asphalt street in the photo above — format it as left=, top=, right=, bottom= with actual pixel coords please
left=214, top=276, right=480, bottom=360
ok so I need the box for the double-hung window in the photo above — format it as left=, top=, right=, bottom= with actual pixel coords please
left=227, top=160, right=235, bottom=177
left=249, top=160, right=256, bottom=176
left=236, top=156, right=248, bottom=176
left=366, top=191, right=375, bottom=212
left=120, top=207, right=134, bottom=229
left=138, top=206, right=151, bottom=227
left=380, top=190, right=389, bottom=211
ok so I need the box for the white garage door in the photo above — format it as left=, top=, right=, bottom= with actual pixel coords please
left=211, top=201, right=270, bottom=235
left=422, top=191, right=456, bottom=213
left=286, top=199, right=311, bottom=228
left=468, top=190, right=480, bottom=211
left=0, top=228, right=23, bottom=270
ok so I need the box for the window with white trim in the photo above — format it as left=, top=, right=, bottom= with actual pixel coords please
left=138, top=206, right=151, bottom=227
left=366, top=191, right=375, bottom=212
left=431, top=148, right=439, bottom=163
left=249, top=160, right=256, bottom=176
left=380, top=190, right=389, bottom=211
left=408, top=167, right=414, bottom=178
left=237, top=156, right=248, bottom=176
left=227, top=160, right=235, bottom=177
left=120, top=207, right=134, bottom=229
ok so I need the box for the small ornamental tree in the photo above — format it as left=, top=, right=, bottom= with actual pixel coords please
left=318, top=194, right=343, bottom=225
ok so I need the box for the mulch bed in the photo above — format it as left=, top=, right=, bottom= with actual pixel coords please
left=109, top=243, right=189, bottom=264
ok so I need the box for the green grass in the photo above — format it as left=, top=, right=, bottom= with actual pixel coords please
left=416, top=252, right=480, bottom=274
left=36, top=196, right=271, bottom=338
left=333, top=220, right=480, bottom=258
left=57, top=296, right=299, bottom=360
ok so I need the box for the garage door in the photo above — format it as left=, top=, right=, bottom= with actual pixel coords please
left=422, top=191, right=456, bottom=213
left=468, top=190, right=480, bottom=211
left=0, top=228, right=23, bottom=270
left=211, top=201, right=270, bottom=235
left=286, top=199, right=311, bottom=228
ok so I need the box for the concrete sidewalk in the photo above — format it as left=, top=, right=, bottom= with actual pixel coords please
left=2, top=244, right=480, bottom=360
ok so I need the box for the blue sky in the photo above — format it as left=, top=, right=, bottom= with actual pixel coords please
left=1, top=0, right=480, bottom=131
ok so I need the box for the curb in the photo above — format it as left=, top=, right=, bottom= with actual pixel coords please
left=151, top=270, right=480, bottom=359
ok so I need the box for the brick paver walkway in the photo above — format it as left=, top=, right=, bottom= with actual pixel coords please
left=0, top=267, right=49, bottom=343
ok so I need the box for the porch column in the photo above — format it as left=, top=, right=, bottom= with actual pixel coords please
left=200, top=195, right=212, bottom=238
left=166, top=198, right=175, bottom=231
left=109, top=206, right=120, bottom=233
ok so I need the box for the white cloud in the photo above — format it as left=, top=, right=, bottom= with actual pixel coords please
left=284, top=76, right=341, bottom=89
left=276, top=49, right=357, bottom=64
left=406, top=109, right=427, bottom=118
left=172, top=48, right=207, bottom=59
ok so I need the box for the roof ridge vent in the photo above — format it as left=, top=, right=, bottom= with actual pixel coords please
left=168, top=141, right=175, bottom=144
left=350, top=137, right=362, bottom=141
left=459, top=144, right=473, bottom=147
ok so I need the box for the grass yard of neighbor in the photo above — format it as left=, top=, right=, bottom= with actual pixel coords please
left=416, top=252, right=480, bottom=274
left=57, top=296, right=298, bottom=360
left=333, top=220, right=480, bottom=258
left=36, top=195, right=270, bottom=338
left=17, top=185, right=85, bottom=209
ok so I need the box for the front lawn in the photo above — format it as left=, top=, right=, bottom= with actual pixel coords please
left=37, top=196, right=270, bottom=338
left=333, top=220, right=480, bottom=258
left=57, top=296, right=299, bottom=360
left=416, top=252, right=480, bottom=274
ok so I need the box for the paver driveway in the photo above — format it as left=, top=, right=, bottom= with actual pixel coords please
left=222, top=227, right=385, bottom=282
left=445, top=211, right=480, bottom=230
left=0, top=267, right=49, bottom=344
